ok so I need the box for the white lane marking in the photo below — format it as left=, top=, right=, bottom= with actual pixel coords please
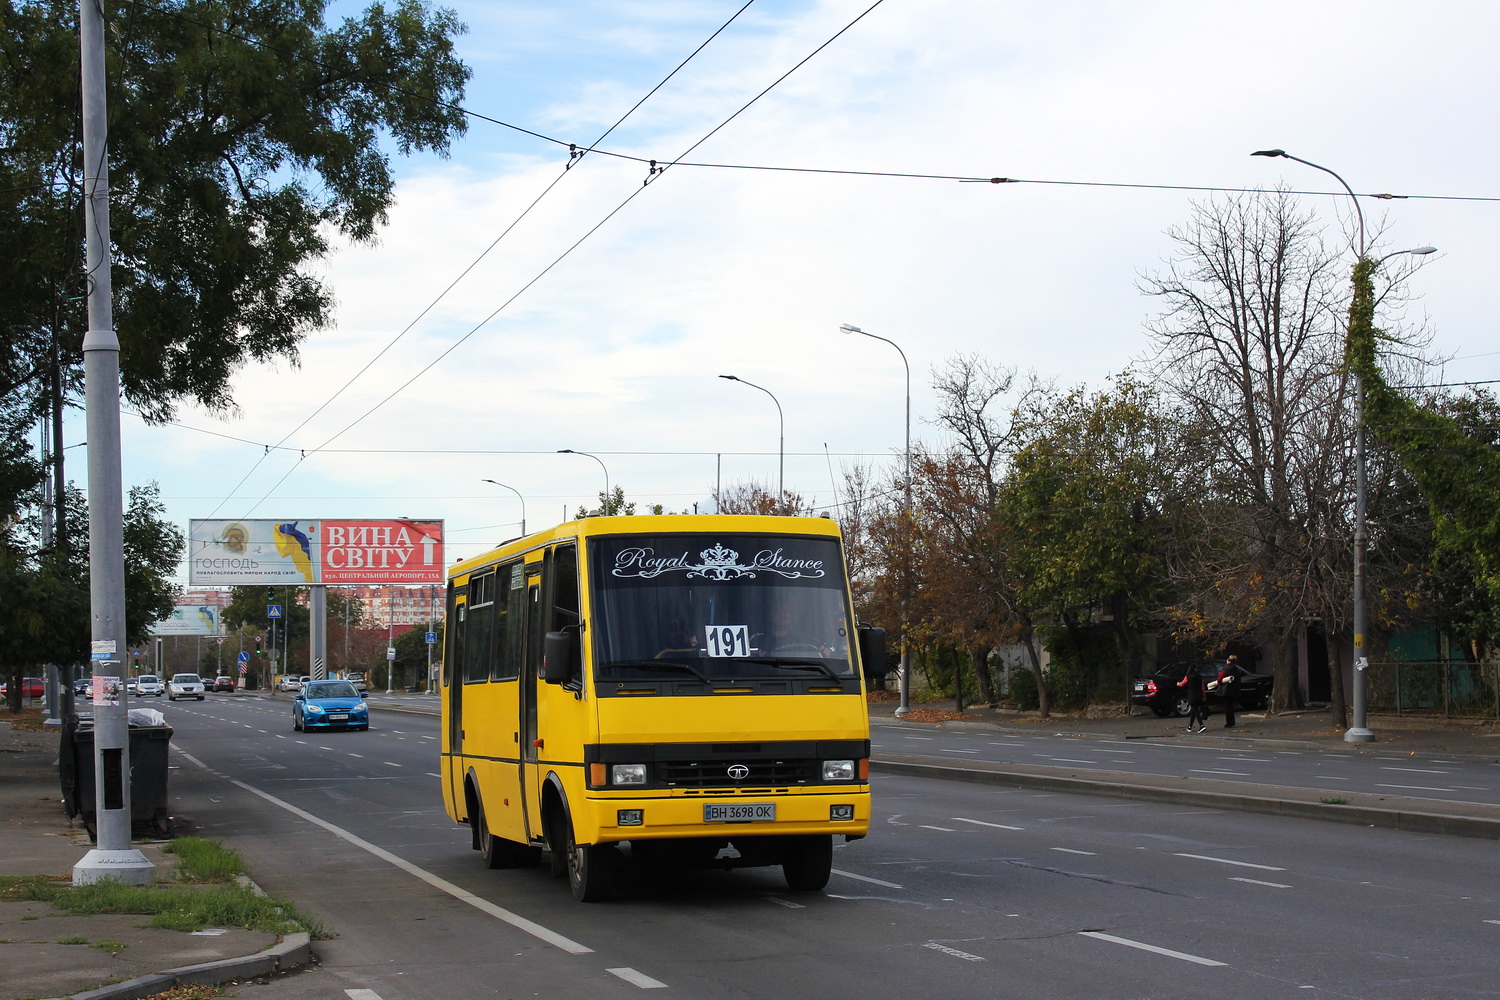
left=346, top=991, right=384, bottom=1000
left=1231, top=877, right=1292, bottom=888
left=208, top=774, right=592, bottom=954
left=1040, top=758, right=1098, bottom=765
left=920, top=825, right=956, bottom=832
left=385, top=761, right=403, bottom=767
left=1093, top=749, right=1136, bottom=755
left=1376, top=783, right=1455, bottom=793
left=1190, top=769, right=1250, bottom=776
left=832, top=868, right=903, bottom=889
left=903, top=735, right=936, bottom=741
left=1176, top=853, right=1285, bottom=871
left=924, top=942, right=986, bottom=962
left=763, top=896, right=806, bottom=909
left=1051, top=848, right=1096, bottom=856
left=953, top=817, right=1024, bottom=831
left=319, top=746, right=335, bottom=751
left=1079, top=931, right=1226, bottom=966
left=940, top=748, right=983, bottom=754
left=348, top=753, right=364, bottom=758
left=1485, top=920, right=1500, bottom=925
left=425, top=772, right=441, bottom=778
left=608, top=967, right=668, bottom=989
left=1380, top=766, right=1450, bottom=774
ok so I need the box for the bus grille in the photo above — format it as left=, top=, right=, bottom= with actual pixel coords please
left=657, top=758, right=819, bottom=789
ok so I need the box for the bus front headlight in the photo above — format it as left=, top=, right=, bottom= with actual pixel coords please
left=822, top=759, right=855, bottom=781
left=611, top=764, right=647, bottom=786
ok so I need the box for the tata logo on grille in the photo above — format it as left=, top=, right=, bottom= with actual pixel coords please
left=726, top=764, right=751, bottom=781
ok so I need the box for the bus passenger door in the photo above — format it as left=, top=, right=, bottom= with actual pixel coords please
left=520, top=563, right=543, bottom=839
left=444, top=589, right=466, bottom=817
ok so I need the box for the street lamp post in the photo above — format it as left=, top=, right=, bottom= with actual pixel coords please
left=839, top=324, right=913, bottom=718
left=558, top=449, right=611, bottom=515
left=718, top=375, right=784, bottom=511
left=74, top=0, right=153, bottom=884
left=1253, top=149, right=1435, bottom=744
left=481, top=479, right=527, bottom=536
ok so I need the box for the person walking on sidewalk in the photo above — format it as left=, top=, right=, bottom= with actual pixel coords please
left=1177, top=667, right=1207, bottom=733
left=1215, top=655, right=1247, bottom=728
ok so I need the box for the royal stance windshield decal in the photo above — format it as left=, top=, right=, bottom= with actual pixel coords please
left=611, top=543, right=827, bottom=581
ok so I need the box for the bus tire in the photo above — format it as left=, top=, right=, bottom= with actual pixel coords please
left=476, top=798, right=517, bottom=870
left=563, top=816, right=617, bottom=902
left=782, top=835, right=833, bottom=892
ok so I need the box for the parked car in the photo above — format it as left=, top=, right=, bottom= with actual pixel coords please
left=211, top=675, right=236, bottom=693
left=1129, top=660, right=1273, bottom=718
left=1, top=676, right=45, bottom=698
left=343, top=671, right=369, bottom=693
left=293, top=679, right=370, bottom=732
left=278, top=675, right=303, bottom=692
left=167, top=672, right=206, bottom=701
left=134, top=674, right=164, bottom=697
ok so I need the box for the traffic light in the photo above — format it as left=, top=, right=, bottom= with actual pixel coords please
left=255, top=634, right=264, bottom=655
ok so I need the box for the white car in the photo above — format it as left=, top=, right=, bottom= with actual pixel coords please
left=168, top=672, right=206, bottom=701
left=134, top=674, right=164, bottom=697
left=278, top=675, right=303, bottom=692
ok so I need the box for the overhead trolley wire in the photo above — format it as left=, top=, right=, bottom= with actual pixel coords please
left=197, top=1, right=762, bottom=520
left=232, top=0, right=888, bottom=518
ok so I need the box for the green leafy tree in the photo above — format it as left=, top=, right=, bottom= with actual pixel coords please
left=1001, top=375, right=1179, bottom=693
left=0, top=0, right=470, bottom=423
left=574, top=487, right=689, bottom=519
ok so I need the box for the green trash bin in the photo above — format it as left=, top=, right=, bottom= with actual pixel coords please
left=60, top=718, right=174, bottom=840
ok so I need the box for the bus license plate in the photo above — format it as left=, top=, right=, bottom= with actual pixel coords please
left=704, top=802, right=775, bottom=823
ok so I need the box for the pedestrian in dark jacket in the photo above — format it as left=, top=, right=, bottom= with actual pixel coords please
left=1215, top=656, right=1246, bottom=728
left=1177, top=667, right=1206, bottom=733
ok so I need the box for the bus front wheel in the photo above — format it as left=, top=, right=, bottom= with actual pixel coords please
left=782, top=835, right=833, bottom=891
left=563, top=816, right=618, bottom=902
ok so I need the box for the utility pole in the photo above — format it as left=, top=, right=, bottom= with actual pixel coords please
left=74, top=0, right=153, bottom=885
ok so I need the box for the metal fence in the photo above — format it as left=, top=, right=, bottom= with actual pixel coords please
left=1366, top=659, right=1500, bottom=719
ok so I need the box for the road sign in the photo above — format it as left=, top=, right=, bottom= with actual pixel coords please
left=386, top=647, right=396, bottom=661
left=425, top=632, right=437, bottom=644
left=237, top=651, right=250, bottom=665
left=267, top=604, right=282, bottom=618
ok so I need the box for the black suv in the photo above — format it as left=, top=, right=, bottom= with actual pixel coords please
left=1130, top=660, right=1273, bottom=717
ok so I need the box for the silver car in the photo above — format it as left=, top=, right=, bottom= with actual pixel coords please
left=134, top=674, right=164, bottom=697
left=168, top=672, right=206, bottom=701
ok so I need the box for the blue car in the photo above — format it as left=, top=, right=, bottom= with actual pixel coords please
left=293, top=680, right=370, bottom=732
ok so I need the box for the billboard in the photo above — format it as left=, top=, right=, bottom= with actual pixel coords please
left=152, top=605, right=221, bottom=636
left=189, top=519, right=444, bottom=586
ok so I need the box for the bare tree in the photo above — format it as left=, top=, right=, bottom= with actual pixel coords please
left=1142, top=189, right=1359, bottom=712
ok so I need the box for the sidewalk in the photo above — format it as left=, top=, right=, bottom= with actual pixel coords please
left=866, top=695, right=1500, bottom=757
left=0, top=714, right=308, bottom=1000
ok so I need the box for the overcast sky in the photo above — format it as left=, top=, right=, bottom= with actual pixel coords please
left=82, top=0, right=1498, bottom=584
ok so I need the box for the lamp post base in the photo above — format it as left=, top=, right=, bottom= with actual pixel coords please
left=74, top=848, right=155, bottom=886
left=1343, top=727, right=1375, bottom=743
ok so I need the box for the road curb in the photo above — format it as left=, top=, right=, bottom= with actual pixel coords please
left=871, top=757, right=1500, bottom=840
left=41, top=932, right=313, bottom=1000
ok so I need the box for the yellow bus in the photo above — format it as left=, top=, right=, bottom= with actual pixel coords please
left=440, top=513, right=885, bottom=901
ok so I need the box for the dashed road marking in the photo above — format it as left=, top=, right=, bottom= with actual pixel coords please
left=1176, top=853, right=1285, bottom=871
left=1079, top=931, right=1226, bottom=966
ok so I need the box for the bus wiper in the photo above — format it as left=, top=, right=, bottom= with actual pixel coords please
left=600, top=660, right=712, bottom=685
left=730, top=657, right=844, bottom=683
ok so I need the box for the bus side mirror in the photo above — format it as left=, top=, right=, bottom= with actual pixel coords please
left=541, top=631, right=578, bottom=684
left=857, top=625, right=887, bottom=684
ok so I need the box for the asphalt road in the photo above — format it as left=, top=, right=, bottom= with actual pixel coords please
left=155, top=696, right=1500, bottom=1000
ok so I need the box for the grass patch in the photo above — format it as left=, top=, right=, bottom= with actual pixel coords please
left=58, top=936, right=88, bottom=945
left=164, top=837, right=244, bottom=883
left=0, top=874, right=325, bottom=937
left=1320, top=796, right=1352, bottom=805
left=93, top=938, right=126, bottom=953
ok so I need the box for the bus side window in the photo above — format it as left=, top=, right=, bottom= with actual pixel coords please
left=444, top=586, right=466, bottom=687
left=465, top=571, right=496, bottom=683
left=490, top=561, right=523, bottom=681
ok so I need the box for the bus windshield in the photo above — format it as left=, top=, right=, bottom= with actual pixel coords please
left=588, top=532, right=855, bottom=682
